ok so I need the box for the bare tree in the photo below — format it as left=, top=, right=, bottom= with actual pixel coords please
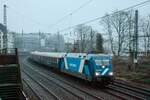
left=75, top=24, right=92, bottom=52
left=126, top=11, right=134, bottom=59
left=102, top=11, right=132, bottom=56
left=111, top=11, right=129, bottom=56
left=101, top=14, right=115, bottom=55
left=141, top=15, right=150, bottom=56
left=89, top=28, right=94, bottom=51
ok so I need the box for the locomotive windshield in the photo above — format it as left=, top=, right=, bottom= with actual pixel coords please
left=95, top=59, right=110, bottom=66
left=102, top=60, right=110, bottom=65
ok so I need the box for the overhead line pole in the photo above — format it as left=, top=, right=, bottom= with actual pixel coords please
left=133, top=10, right=138, bottom=69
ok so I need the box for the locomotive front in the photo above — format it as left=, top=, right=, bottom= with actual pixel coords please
left=89, top=54, right=114, bottom=84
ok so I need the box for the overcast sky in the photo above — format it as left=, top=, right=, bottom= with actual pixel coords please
left=0, top=0, right=150, bottom=33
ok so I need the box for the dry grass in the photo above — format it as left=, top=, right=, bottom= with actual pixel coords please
left=113, top=56, right=150, bottom=85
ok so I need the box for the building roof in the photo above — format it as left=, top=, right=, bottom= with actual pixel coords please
left=0, top=23, right=6, bottom=33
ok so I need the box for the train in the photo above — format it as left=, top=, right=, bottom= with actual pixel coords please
left=30, top=51, right=114, bottom=85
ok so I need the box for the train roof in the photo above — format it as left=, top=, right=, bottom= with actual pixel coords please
left=65, top=53, right=87, bottom=58
left=31, top=51, right=111, bottom=59
left=31, top=51, right=66, bottom=58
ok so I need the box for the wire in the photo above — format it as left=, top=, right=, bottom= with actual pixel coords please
left=3, top=0, right=150, bottom=34
left=55, top=0, right=150, bottom=33
left=70, top=0, right=93, bottom=15
left=7, top=6, right=51, bottom=32
left=1, top=0, right=9, bottom=3
left=48, top=0, right=94, bottom=29
left=6, top=0, right=93, bottom=32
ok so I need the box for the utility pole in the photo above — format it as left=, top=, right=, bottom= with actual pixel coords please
left=22, top=29, right=24, bottom=51
left=3, top=4, right=7, bottom=51
left=39, top=31, right=41, bottom=50
left=133, top=10, right=138, bottom=69
left=57, top=31, right=60, bottom=52
left=90, top=28, right=94, bottom=52
left=80, top=28, right=83, bottom=53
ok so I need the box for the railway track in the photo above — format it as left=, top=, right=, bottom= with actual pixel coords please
left=103, top=79, right=150, bottom=100
left=101, top=88, right=135, bottom=100
left=22, top=61, right=104, bottom=100
left=109, top=81, right=150, bottom=100
left=23, top=59, right=130, bottom=100
left=107, top=85, right=148, bottom=100
left=115, top=80, right=150, bottom=96
left=22, top=71, right=60, bottom=100
left=22, top=79, right=41, bottom=100
left=23, top=59, right=150, bottom=100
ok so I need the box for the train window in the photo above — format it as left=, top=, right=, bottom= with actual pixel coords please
left=95, top=59, right=110, bottom=66
left=95, top=60, right=103, bottom=65
left=102, top=60, right=110, bottom=65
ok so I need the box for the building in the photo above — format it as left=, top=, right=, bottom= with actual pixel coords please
left=0, top=30, right=3, bottom=49
left=7, top=32, right=15, bottom=49
left=14, top=33, right=65, bottom=52
left=0, top=23, right=7, bottom=50
left=14, top=33, right=40, bottom=52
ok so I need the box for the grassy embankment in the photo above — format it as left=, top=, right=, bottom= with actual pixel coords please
left=113, top=56, right=150, bottom=85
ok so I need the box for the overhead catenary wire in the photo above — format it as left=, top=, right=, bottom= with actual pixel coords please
left=55, top=0, right=150, bottom=34
left=5, top=0, right=93, bottom=32
left=1, top=0, right=9, bottom=3
left=48, top=0, right=94, bottom=29
left=7, top=5, right=51, bottom=32
left=3, top=0, right=150, bottom=34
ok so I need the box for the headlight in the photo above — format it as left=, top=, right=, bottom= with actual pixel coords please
left=109, top=72, right=113, bottom=76
left=102, top=65, right=105, bottom=68
left=95, top=72, right=100, bottom=76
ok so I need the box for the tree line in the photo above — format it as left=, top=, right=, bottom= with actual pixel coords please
left=72, top=10, right=150, bottom=56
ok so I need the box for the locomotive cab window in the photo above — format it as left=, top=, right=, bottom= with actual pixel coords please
left=102, top=60, right=110, bottom=65
left=95, top=59, right=110, bottom=66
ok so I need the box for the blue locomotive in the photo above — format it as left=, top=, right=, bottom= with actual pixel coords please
left=30, top=51, right=114, bottom=85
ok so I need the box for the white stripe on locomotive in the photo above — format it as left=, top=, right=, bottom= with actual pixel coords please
left=64, top=57, right=68, bottom=69
left=78, top=59, right=85, bottom=73
left=101, top=68, right=109, bottom=75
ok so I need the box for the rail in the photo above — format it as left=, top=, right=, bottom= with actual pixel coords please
left=27, top=59, right=150, bottom=100
left=23, top=60, right=107, bottom=100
